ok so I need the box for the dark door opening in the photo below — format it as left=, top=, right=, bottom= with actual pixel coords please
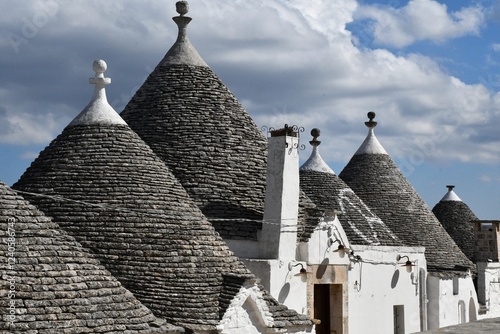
left=394, top=305, right=405, bottom=334
left=314, top=284, right=343, bottom=334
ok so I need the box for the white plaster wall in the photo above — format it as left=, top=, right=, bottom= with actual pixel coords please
left=427, top=274, right=478, bottom=330
left=348, top=246, right=426, bottom=334
left=218, top=283, right=274, bottom=334
left=219, top=299, right=262, bottom=334
left=298, top=216, right=427, bottom=334
left=218, top=279, right=314, bottom=334
left=298, top=215, right=351, bottom=266
left=242, top=258, right=309, bottom=316
left=477, top=262, right=500, bottom=319
left=260, top=135, right=299, bottom=260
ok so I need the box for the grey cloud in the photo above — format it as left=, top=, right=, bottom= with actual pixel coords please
left=0, top=0, right=499, bottom=163
left=0, top=106, right=21, bottom=135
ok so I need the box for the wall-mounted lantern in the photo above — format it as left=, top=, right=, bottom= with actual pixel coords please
left=288, top=261, right=307, bottom=275
left=328, top=237, right=350, bottom=256
left=396, top=254, right=415, bottom=273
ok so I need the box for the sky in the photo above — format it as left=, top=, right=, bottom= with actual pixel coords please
left=0, top=0, right=499, bottom=219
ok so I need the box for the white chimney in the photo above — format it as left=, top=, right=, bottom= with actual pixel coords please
left=259, top=125, right=300, bottom=259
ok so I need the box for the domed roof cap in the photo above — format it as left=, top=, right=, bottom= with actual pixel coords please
left=160, top=1, right=208, bottom=67
left=354, top=112, right=388, bottom=155
left=300, top=128, right=335, bottom=174
left=68, top=59, right=127, bottom=126
left=440, top=185, right=462, bottom=202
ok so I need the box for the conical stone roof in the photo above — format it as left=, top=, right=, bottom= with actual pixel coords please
left=120, top=2, right=322, bottom=243
left=432, top=185, right=479, bottom=262
left=12, top=60, right=258, bottom=332
left=120, top=2, right=268, bottom=233
left=339, top=112, right=474, bottom=274
left=300, top=128, right=402, bottom=247
left=0, top=181, right=180, bottom=333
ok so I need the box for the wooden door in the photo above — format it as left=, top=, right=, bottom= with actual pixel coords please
left=314, top=284, right=343, bottom=334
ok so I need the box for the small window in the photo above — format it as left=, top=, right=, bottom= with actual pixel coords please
left=453, top=277, right=459, bottom=295
left=480, top=223, right=493, bottom=231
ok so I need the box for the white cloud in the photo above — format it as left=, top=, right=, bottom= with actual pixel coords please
left=20, top=151, right=40, bottom=160
left=492, top=43, right=500, bottom=52
left=0, top=107, right=71, bottom=146
left=0, top=0, right=499, bottom=168
left=354, top=0, right=485, bottom=48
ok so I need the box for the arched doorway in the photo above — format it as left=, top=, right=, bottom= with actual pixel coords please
left=469, top=297, right=477, bottom=321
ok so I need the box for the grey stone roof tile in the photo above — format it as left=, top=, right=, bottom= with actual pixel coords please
left=120, top=10, right=320, bottom=243
left=339, top=114, right=474, bottom=273
left=432, top=187, right=479, bottom=262
left=13, top=119, right=311, bottom=330
left=339, top=153, right=474, bottom=273
left=13, top=122, right=254, bottom=331
left=300, top=170, right=402, bottom=247
left=297, top=193, right=324, bottom=242
left=121, top=64, right=268, bottom=229
left=299, top=128, right=401, bottom=246
left=259, top=286, right=314, bottom=329
left=0, top=181, right=181, bottom=334
left=12, top=3, right=313, bottom=326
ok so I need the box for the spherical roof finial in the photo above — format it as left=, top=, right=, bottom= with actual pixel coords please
left=89, top=59, right=110, bottom=85
left=310, top=128, right=321, bottom=146
left=93, top=59, right=107, bottom=75
left=365, top=111, right=377, bottom=128
left=176, top=1, right=189, bottom=16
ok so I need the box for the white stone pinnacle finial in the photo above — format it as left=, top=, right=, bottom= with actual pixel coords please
left=441, top=185, right=462, bottom=202
left=160, top=0, right=208, bottom=67
left=354, top=111, right=388, bottom=155
left=299, top=127, right=335, bottom=174
left=93, top=59, right=107, bottom=75
left=68, top=59, right=126, bottom=127
left=90, top=59, right=111, bottom=84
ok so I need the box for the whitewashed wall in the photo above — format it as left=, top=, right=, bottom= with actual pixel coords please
left=347, top=245, right=426, bottom=334
left=477, top=262, right=500, bottom=319
left=245, top=215, right=428, bottom=334
left=299, top=217, right=426, bottom=334
left=242, top=257, right=310, bottom=316
left=427, top=274, right=478, bottom=330
left=219, top=281, right=314, bottom=334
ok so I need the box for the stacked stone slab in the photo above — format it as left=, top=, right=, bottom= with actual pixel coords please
left=432, top=185, right=479, bottom=262
left=13, top=58, right=311, bottom=333
left=120, top=2, right=267, bottom=230
left=120, top=1, right=321, bottom=243
left=300, top=128, right=402, bottom=247
left=0, top=181, right=181, bottom=334
left=339, top=113, right=474, bottom=274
